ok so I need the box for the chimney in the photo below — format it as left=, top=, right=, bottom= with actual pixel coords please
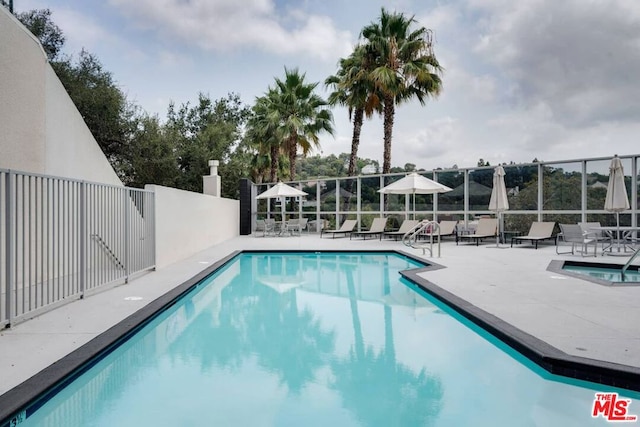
left=203, top=160, right=221, bottom=197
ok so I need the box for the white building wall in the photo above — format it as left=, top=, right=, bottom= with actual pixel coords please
left=0, top=8, right=46, bottom=173
left=0, top=7, right=121, bottom=186
left=148, top=185, right=239, bottom=268
left=44, top=68, right=121, bottom=185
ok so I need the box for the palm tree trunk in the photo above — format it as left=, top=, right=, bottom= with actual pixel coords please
left=270, top=144, right=278, bottom=182
left=288, top=136, right=297, bottom=181
left=348, top=107, right=364, bottom=177
left=382, top=95, right=395, bottom=174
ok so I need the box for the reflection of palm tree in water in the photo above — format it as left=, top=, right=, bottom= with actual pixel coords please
left=170, top=257, right=335, bottom=395
left=246, top=286, right=335, bottom=394
left=334, top=260, right=444, bottom=426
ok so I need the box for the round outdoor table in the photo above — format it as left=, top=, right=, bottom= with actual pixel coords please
left=590, top=226, right=640, bottom=255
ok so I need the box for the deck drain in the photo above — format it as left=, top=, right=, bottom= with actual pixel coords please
left=575, top=347, right=587, bottom=351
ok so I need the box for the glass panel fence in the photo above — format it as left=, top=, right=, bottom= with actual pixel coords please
left=250, top=155, right=638, bottom=233
left=436, top=170, right=464, bottom=212
left=542, top=162, right=582, bottom=211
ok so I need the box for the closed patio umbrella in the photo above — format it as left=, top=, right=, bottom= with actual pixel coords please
left=378, top=172, right=452, bottom=219
left=604, top=155, right=630, bottom=251
left=488, top=166, right=509, bottom=248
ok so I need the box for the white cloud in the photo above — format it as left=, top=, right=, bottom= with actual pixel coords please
left=107, top=0, right=353, bottom=61
left=397, top=117, right=463, bottom=166
left=470, top=0, right=640, bottom=126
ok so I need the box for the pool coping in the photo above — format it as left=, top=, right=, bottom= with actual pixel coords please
left=547, top=259, right=640, bottom=286
left=402, top=261, right=640, bottom=392
left=1, top=249, right=639, bottom=425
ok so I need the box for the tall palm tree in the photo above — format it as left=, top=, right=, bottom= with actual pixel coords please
left=325, top=45, right=380, bottom=177
left=273, top=68, right=335, bottom=181
left=361, top=8, right=443, bottom=174
left=248, top=89, right=284, bottom=182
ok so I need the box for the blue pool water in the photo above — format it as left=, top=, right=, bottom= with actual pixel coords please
left=562, top=264, right=640, bottom=283
left=11, top=252, right=639, bottom=426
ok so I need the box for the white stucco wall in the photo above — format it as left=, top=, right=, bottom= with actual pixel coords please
left=0, top=8, right=46, bottom=173
left=0, top=7, right=121, bottom=186
left=44, top=67, right=121, bottom=185
left=147, top=185, right=239, bottom=268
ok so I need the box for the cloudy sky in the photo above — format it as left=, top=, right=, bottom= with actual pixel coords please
left=16, top=0, right=640, bottom=171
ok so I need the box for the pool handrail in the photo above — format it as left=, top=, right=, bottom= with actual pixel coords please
left=621, top=247, right=640, bottom=281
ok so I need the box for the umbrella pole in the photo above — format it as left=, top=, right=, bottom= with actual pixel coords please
left=616, top=211, right=621, bottom=252
left=413, top=192, right=416, bottom=220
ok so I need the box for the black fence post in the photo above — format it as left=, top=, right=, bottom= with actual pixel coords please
left=239, top=178, right=253, bottom=235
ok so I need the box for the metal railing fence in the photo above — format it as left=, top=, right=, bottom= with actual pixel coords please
left=1, top=169, right=155, bottom=327
left=252, top=154, right=639, bottom=234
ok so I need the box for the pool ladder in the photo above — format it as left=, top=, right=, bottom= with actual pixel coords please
left=402, top=220, right=441, bottom=257
left=621, top=246, right=640, bottom=281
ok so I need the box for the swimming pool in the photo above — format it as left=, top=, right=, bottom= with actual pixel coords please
left=2, top=251, right=638, bottom=426
left=549, top=259, right=640, bottom=285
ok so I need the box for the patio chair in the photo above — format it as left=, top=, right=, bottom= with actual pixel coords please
left=511, top=221, right=557, bottom=249
left=555, top=224, right=598, bottom=257
left=298, top=218, right=309, bottom=233
left=351, top=217, right=388, bottom=240
left=578, top=222, right=610, bottom=251
left=263, top=218, right=277, bottom=236
left=308, top=219, right=328, bottom=233
left=382, top=219, right=420, bottom=241
left=420, top=220, right=458, bottom=241
left=286, top=218, right=302, bottom=236
left=456, top=218, right=497, bottom=246
left=255, top=219, right=266, bottom=235
left=320, top=219, right=357, bottom=239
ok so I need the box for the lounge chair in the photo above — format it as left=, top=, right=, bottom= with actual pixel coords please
left=420, top=220, right=458, bottom=241
left=382, top=219, right=419, bottom=241
left=320, top=219, right=357, bottom=239
left=556, top=223, right=599, bottom=257
left=351, top=217, right=388, bottom=240
left=511, top=221, right=557, bottom=249
left=456, top=218, right=497, bottom=246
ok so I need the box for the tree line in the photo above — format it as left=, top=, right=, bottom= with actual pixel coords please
left=13, top=7, right=443, bottom=198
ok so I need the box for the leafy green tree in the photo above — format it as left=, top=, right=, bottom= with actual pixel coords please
left=166, top=93, right=251, bottom=193
left=52, top=50, right=138, bottom=179
left=1, top=1, right=13, bottom=13
left=17, top=9, right=65, bottom=60
left=361, top=8, right=443, bottom=174
left=123, top=114, right=178, bottom=188
left=325, top=45, right=380, bottom=177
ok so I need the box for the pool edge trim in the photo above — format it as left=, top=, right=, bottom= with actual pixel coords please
left=0, top=250, right=242, bottom=426
left=547, top=259, right=640, bottom=286
left=400, top=263, right=640, bottom=392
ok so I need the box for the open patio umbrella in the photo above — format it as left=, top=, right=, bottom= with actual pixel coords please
left=488, top=166, right=509, bottom=248
left=256, top=181, right=308, bottom=222
left=378, top=172, right=452, bottom=219
left=604, top=155, right=630, bottom=251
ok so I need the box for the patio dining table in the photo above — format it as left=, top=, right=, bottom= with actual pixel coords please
left=590, top=226, right=640, bottom=255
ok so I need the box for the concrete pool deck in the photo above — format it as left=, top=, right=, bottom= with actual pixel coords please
left=1, top=234, right=639, bottom=398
